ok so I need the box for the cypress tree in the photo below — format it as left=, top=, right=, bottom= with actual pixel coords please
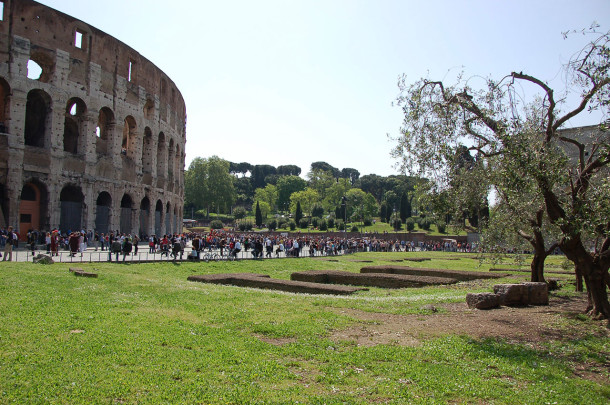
left=255, top=201, right=262, bottom=227
left=379, top=202, right=387, bottom=223
left=295, top=201, right=303, bottom=224
left=400, top=192, right=408, bottom=222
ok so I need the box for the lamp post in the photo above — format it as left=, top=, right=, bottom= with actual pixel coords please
left=341, top=196, right=347, bottom=233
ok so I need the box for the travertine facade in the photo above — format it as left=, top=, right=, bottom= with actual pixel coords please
left=0, top=0, right=186, bottom=239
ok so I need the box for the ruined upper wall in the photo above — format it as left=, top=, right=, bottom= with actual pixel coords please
left=0, top=0, right=186, bottom=131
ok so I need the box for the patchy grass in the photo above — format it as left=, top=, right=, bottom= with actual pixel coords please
left=0, top=252, right=607, bottom=404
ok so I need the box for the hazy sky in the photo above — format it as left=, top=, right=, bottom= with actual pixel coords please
left=39, top=0, right=609, bottom=177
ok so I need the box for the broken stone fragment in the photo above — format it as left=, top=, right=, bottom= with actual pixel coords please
left=466, top=292, right=500, bottom=309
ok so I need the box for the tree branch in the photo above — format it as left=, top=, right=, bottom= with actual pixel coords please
left=553, top=78, right=610, bottom=131
left=511, top=72, right=556, bottom=141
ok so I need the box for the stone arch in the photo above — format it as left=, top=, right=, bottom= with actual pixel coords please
left=167, top=138, right=175, bottom=180
left=24, top=89, right=52, bottom=148
left=59, top=184, right=84, bottom=233
left=0, top=183, right=7, bottom=228
left=95, top=191, right=112, bottom=234
left=63, top=97, right=87, bottom=154
left=154, top=199, right=163, bottom=236
left=173, top=205, right=179, bottom=235
left=18, top=181, right=48, bottom=239
left=139, top=196, right=150, bottom=238
left=142, top=127, right=153, bottom=173
left=165, top=201, right=172, bottom=235
left=174, top=144, right=181, bottom=180
left=120, top=193, right=133, bottom=234
left=156, top=132, right=166, bottom=178
left=121, top=115, right=137, bottom=158
left=96, top=107, right=115, bottom=155
left=143, top=97, right=154, bottom=120
left=0, top=77, right=11, bottom=133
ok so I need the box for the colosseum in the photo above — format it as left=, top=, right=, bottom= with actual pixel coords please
left=0, top=0, right=186, bottom=240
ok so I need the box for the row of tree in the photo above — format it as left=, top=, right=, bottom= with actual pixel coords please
left=184, top=158, right=422, bottom=225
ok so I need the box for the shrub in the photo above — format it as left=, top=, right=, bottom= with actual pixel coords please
left=267, top=219, right=278, bottom=231
left=336, top=220, right=345, bottom=231
left=350, top=225, right=359, bottom=232
left=233, top=206, right=247, bottom=220
left=311, top=217, right=319, bottom=228
left=311, top=203, right=324, bottom=218
left=391, top=217, right=402, bottom=231
left=419, top=219, right=431, bottom=231
left=289, top=220, right=296, bottom=231
left=436, top=222, right=446, bottom=233
left=319, top=219, right=328, bottom=231
left=406, top=217, right=415, bottom=232
left=210, top=220, right=224, bottom=230
left=327, top=217, right=335, bottom=229
left=363, top=218, right=373, bottom=226
left=238, top=221, right=253, bottom=231
left=299, top=218, right=309, bottom=229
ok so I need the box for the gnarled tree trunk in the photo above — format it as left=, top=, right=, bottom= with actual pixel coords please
left=560, top=235, right=610, bottom=319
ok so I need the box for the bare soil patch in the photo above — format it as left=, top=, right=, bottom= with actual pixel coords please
left=329, top=294, right=609, bottom=348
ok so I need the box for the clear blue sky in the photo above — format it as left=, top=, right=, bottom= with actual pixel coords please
left=40, top=0, right=609, bottom=177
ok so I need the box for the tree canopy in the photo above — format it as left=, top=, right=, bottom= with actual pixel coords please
left=184, top=156, right=236, bottom=215
left=392, top=27, right=610, bottom=318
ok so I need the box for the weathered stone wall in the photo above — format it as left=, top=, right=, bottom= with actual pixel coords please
left=0, top=0, right=186, bottom=238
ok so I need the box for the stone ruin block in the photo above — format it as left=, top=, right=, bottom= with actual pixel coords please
left=33, top=254, right=54, bottom=264
left=466, top=292, right=501, bottom=309
left=493, top=283, right=529, bottom=306
left=69, top=267, right=98, bottom=278
left=522, top=282, right=549, bottom=305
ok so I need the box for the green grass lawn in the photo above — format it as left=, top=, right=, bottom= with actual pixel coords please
left=1, top=253, right=607, bottom=404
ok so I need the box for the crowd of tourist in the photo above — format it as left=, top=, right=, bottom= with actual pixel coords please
left=0, top=225, right=477, bottom=262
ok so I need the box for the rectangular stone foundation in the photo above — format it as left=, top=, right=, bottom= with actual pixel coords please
left=291, top=270, right=457, bottom=288
left=187, top=273, right=366, bottom=295
left=360, top=265, right=508, bottom=281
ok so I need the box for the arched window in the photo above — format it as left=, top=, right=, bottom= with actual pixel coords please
left=63, top=97, right=86, bottom=154
left=156, top=132, right=166, bottom=178
left=0, top=77, right=11, bottom=133
left=121, top=116, right=137, bottom=158
left=143, top=98, right=154, bottom=120
left=96, top=107, right=114, bottom=155
left=142, top=127, right=153, bottom=173
left=24, top=90, right=52, bottom=148
left=167, top=139, right=175, bottom=180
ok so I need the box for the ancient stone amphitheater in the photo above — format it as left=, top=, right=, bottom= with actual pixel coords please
left=0, top=0, right=186, bottom=239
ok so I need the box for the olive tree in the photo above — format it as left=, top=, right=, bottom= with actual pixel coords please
left=392, top=29, right=610, bottom=318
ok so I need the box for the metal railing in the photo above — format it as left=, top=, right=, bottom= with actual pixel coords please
left=2, top=244, right=348, bottom=263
